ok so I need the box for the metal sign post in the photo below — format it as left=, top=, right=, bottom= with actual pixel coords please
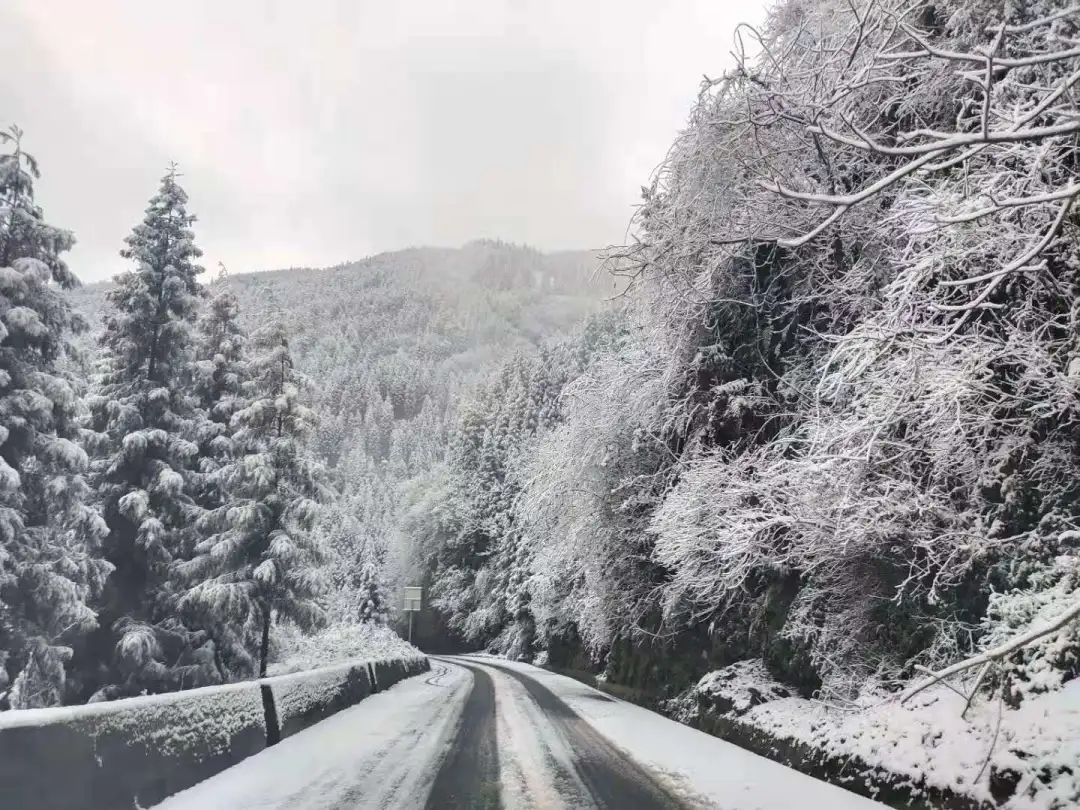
left=403, top=586, right=422, bottom=644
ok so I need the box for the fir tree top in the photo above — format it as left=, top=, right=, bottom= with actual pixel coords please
left=121, top=165, right=202, bottom=278
left=0, top=125, right=78, bottom=288
left=103, top=166, right=204, bottom=389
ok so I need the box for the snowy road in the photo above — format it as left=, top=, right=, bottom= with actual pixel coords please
left=154, top=656, right=884, bottom=810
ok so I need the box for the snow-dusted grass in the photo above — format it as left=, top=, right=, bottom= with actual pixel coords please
left=669, top=661, right=1080, bottom=809
left=268, top=622, right=420, bottom=676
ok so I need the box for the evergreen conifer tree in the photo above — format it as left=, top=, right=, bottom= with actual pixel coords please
left=191, top=265, right=249, bottom=504
left=182, top=320, right=327, bottom=676
left=355, top=561, right=388, bottom=625
left=181, top=266, right=258, bottom=678
left=0, top=126, right=111, bottom=707
left=353, top=537, right=389, bottom=625
left=85, top=166, right=216, bottom=698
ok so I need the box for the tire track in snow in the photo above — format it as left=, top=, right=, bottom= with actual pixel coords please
left=487, top=659, right=593, bottom=809
left=424, top=661, right=501, bottom=809
left=450, top=657, right=689, bottom=810
left=425, top=662, right=453, bottom=687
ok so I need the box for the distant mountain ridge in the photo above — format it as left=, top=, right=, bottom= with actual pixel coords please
left=71, top=239, right=610, bottom=622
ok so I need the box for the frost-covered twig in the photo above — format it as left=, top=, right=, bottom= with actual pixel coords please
left=900, top=597, right=1080, bottom=704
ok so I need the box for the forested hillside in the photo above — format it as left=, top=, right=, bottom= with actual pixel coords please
left=0, top=108, right=608, bottom=707
left=72, top=242, right=608, bottom=629
left=5, top=0, right=1080, bottom=802
left=409, top=0, right=1080, bottom=802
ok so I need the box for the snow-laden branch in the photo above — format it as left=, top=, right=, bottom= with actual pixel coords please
left=886, top=23, right=1080, bottom=70
left=900, top=595, right=1080, bottom=704
left=934, top=184, right=1080, bottom=224
left=927, top=191, right=1076, bottom=338
left=984, top=5, right=1080, bottom=35
left=777, top=204, right=849, bottom=248
left=810, top=119, right=1080, bottom=157
left=759, top=149, right=944, bottom=207
left=943, top=187, right=1072, bottom=285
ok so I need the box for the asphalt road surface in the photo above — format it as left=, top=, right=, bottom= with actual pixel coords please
left=155, top=656, right=884, bottom=810
left=423, top=658, right=686, bottom=809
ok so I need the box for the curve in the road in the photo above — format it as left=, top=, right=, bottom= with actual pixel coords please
left=432, top=657, right=689, bottom=810
left=424, top=661, right=501, bottom=809
left=477, top=659, right=686, bottom=810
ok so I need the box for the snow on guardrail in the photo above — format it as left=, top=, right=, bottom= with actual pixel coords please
left=0, top=653, right=429, bottom=810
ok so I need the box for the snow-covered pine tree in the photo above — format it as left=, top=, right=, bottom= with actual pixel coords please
left=191, top=265, right=249, bottom=505
left=180, top=266, right=259, bottom=678
left=0, top=126, right=111, bottom=708
left=181, top=320, right=328, bottom=677
left=85, top=166, right=217, bottom=698
left=354, top=542, right=389, bottom=625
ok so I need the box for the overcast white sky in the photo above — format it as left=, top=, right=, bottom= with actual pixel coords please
left=1, top=0, right=768, bottom=282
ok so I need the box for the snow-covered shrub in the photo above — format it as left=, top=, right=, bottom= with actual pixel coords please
left=267, top=622, right=419, bottom=676
left=667, top=661, right=794, bottom=724
left=983, top=553, right=1080, bottom=704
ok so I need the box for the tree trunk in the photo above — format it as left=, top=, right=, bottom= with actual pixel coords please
left=259, top=607, right=271, bottom=678
left=212, top=639, right=227, bottom=683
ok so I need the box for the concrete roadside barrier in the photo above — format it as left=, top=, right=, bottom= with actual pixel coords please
left=0, top=654, right=430, bottom=810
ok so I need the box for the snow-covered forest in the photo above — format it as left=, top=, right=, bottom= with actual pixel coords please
left=3, top=0, right=1080, bottom=801
left=419, top=0, right=1080, bottom=697
left=402, top=0, right=1080, bottom=801
left=0, top=127, right=607, bottom=706
left=0, top=118, right=609, bottom=704
left=71, top=241, right=608, bottom=636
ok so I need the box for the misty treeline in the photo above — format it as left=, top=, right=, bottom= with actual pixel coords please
left=413, top=0, right=1080, bottom=704
left=0, top=113, right=604, bottom=707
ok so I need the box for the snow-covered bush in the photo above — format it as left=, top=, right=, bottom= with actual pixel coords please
left=267, top=622, right=419, bottom=676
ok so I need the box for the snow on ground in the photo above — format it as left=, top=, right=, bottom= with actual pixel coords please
left=669, top=661, right=1080, bottom=809
left=153, top=661, right=470, bottom=810
left=459, top=655, right=885, bottom=810
left=480, top=658, right=608, bottom=808
left=268, top=622, right=419, bottom=675
left=152, top=656, right=889, bottom=810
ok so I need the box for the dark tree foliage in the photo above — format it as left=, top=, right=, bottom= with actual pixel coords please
left=0, top=127, right=110, bottom=707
